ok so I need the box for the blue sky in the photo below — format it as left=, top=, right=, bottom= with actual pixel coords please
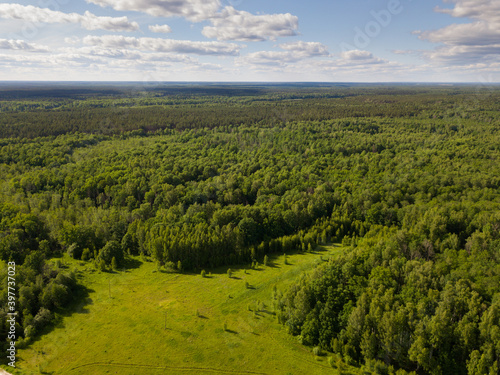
left=0, top=0, right=499, bottom=82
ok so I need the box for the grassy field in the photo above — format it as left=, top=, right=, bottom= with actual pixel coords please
left=6, top=246, right=357, bottom=375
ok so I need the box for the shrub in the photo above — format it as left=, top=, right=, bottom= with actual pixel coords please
left=81, top=248, right=92, bottom=261
left=313, top=346, right=323, bottom=356
left=41, top=282, right=69, bottom=310
left=24, top=325, right=36, bottom=339
left=201, top=270, right=206, bottom=277
left=32, top=308, right=52, bottom=331
left=328, top=356, right=337, bottom=368
left=99, top=240, right=123, bottom=266
left=227, top=268, right=232, bottom=278
left=98, top=258, right=107, bottom=272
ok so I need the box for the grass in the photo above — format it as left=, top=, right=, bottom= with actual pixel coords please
left=7, top=245, right=357, bottom=375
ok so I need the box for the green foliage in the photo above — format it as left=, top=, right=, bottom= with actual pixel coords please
left=312, top=346, right=323, bottom=356
left=201, top=270, right=206, bottom=278
left=81, top=248, right=92, bottom=261
left=97, top=258, right=107, bottom=272
left=1, top=85, right=500, bottom=373
left=99, top=240, right=123, bottom=267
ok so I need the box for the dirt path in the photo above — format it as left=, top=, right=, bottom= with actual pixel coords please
left=0, top=369, right=14, bottom=375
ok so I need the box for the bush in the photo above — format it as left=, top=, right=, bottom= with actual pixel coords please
left=165, top=261, right=176, bottom=272
left=24, top=325, right=36, bottom=339
left=201, top=270, right=206, bottom=277
left=32, top=308, right=52, bottom=331
left=97, top=258, right=107, bottom=272
left=227, top=268, right=232, bottom=278
left=313, top=346, right=324, bottom=356
left=99, top=240, right=124, bottom=266
left=81, top=248, right=92, bottom=261
left=328, top=356, right=337, bottom=368
left=41, top=282, right=69, bottom=310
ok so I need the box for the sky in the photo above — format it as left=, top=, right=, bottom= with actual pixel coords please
left=0, top=0, right=499, bottom=82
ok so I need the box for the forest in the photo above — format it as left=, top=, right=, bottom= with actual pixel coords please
left=0, top=83, right=499, bottom=374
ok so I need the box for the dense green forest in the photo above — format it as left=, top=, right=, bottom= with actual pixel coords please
left=0, top=84, right=499, bottom=374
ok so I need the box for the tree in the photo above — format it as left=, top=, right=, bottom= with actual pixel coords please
left=99, top=240, right=124, bottom=266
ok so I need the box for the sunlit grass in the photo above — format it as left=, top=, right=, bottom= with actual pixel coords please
left=11, top=245, right=354, bottom=375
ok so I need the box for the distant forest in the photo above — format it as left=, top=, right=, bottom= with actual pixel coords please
left=0, top=84, right=499, bottom=374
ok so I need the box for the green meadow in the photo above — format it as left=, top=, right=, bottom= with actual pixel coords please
left=9, top=246, right=354, bottom=375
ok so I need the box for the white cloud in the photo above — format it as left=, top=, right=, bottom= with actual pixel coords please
left=434, top=0, right=500, bottom=24
left=68, top=46, right=196, bottom=64
left=86, top=1, right=299, bottom=42
left=0, top=38, right=48, bottom=52
left=149, top=24, right=172, bottom=33
left=0, top=4, right=139, bottom=32
left=278, top=41, right=329, bottom=56
left=202, top=6, right=298, bottom=41
left=238, top=41, right=329, bottom=66
left=418, top=21, right=500, bottom=47
left=82, top=35, right=241, bottom=56
left=340, top=50, right=381, bottom=63
left=416, top=0, right=500, bottom=65
left=86, top=0, right=221, bottom=22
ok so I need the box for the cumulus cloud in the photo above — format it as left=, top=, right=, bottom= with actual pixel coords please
left=434, top=0, right=500, bottom=24
left=67, top=45, right=194, bottom=62
left=279, top=41, right=329, bottom=56
left=416, top=0, right=500, bottom=64
left=0, top=38, right=49, bottom=52
left=0, top=3, right=139, bottom=31
left=238, top=41, right=329, bottom=67
left=82, top=35, right=241, bottom=56
left=340, top=50, right=382, bottom=63
left=86, top=0, right=221, bottom=22
left=202, top=6, right=298, bottom=41
left=149, top=24, right=172, bottom=33
left=86, top=1, right=299, bottom=41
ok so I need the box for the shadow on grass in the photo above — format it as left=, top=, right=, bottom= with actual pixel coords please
left=29, top=282, right=94, bottom=347
left=224, top=329, right=238, bottom=334
left=264, top=262, right=281, bottom=269
left=122, top=257, right=142, bottom=270
left=260, top=309, right=275, bottom=316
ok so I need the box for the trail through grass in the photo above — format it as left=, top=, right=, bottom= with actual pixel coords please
left=8, top=245, right=356, bottom=375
